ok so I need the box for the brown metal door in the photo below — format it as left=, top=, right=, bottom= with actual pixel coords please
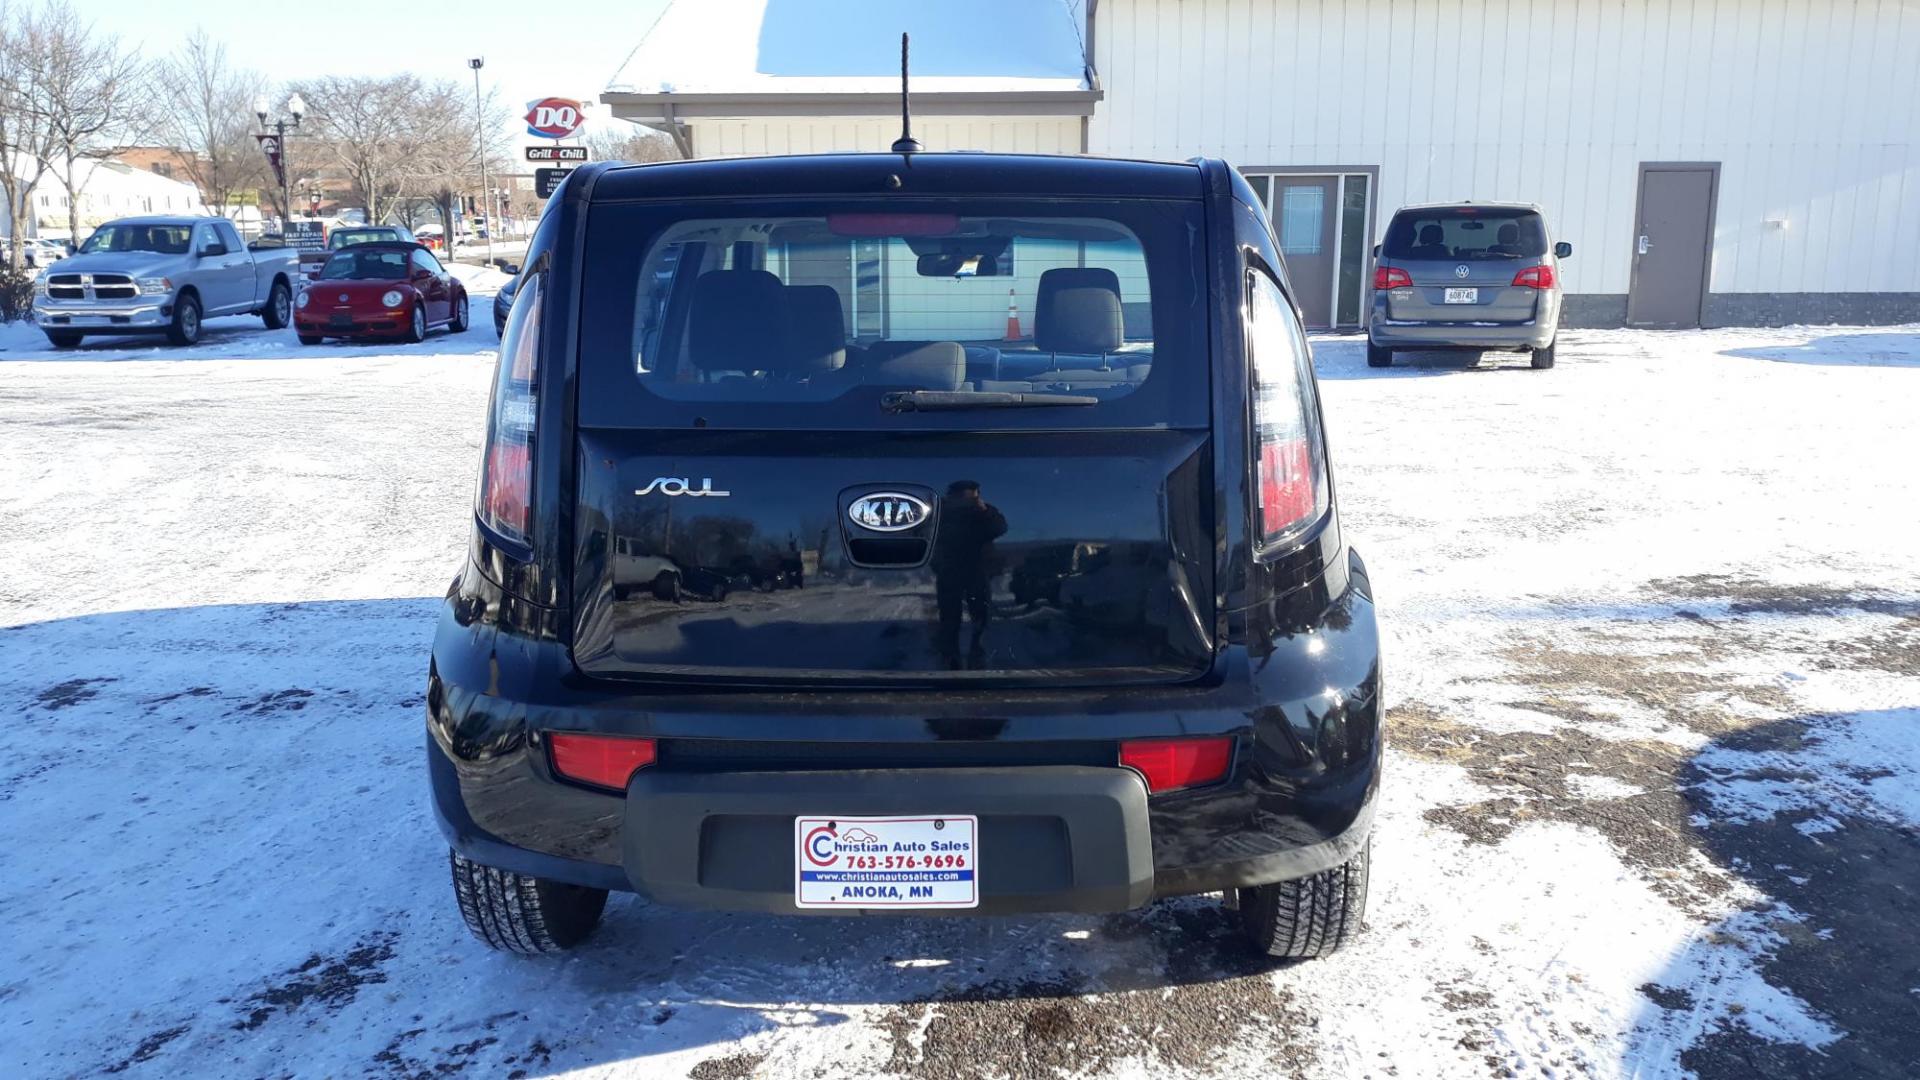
left=1273, top=177, right=1338, bottom=328
left=1627, top=165, right=1717, bottom=328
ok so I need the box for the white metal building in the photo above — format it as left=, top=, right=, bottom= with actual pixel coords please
left=604, top=0, right=1919, bottom=329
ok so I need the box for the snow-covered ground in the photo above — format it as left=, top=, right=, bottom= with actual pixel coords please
left=2, top=314, right=1917, bottom=1079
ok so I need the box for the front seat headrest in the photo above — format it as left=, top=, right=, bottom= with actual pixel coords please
left=1036, top=286, right=1123, bottom=355
left=689, top=270, right=786, bottom=372
left=1418, top=224, right=1445, bottom=247
left=1497, top=223, right=1519, bottom=246
left=784, top=285, right=847, bottom=374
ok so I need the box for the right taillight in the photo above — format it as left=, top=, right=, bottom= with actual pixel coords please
left=476, top=274, right=542, bottom=545
left=1247, top=271, right=1330, bottom=544
left=1512, top=265, right=1556, bottom=289
left=1373, top=265, right=1412, bottom=289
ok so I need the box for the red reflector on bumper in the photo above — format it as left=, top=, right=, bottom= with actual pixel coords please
left=549, top=733, right=657, bottom=791
left=1119, top=737, right=1234, bottom=793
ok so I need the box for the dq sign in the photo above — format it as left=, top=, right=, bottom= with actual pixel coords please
left=524, top=97, right=585, bottom=140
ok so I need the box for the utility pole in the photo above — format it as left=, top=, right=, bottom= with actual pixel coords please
left=468, top=58, right=495, bottom=268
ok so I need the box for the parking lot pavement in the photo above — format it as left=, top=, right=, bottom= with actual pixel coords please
left=2, top=325, right=1916, bottom=1079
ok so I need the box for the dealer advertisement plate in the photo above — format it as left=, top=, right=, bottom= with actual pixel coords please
left=794, top=815, right=979, bottom=909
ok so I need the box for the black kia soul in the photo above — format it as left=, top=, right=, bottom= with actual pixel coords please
left=428, top=152, right=1382, bottom=959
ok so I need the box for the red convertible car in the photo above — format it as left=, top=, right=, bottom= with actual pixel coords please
left=294, top=242, right=469, bottom=344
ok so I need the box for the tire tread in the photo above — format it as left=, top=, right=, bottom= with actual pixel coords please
left=1238, top=841, right=1370, bottom=959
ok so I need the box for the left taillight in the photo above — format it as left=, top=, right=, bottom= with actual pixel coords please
left=476, top=274, right=541, bottom=545
left=1512, top=265, right=1557, bottom=289
left=1247, top=271, right=1330, bottom=544
left=548, top=733, right=657, bottom=792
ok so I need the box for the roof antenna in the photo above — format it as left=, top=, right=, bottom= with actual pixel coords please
left=890, top=32, right=922, bottom=154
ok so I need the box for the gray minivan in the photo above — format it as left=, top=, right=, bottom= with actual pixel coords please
left=1367, top=202, right=1570, bottom=369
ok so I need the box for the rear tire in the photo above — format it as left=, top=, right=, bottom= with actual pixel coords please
left=262, top=280, right=291, bottom=329
left=297, top=334, right=323, bottom=346
left=653, top=573, right=682, bottom=604
left=1237, top=841, right=1370, bottom=959
left=450, top=850, right=607, bottom=954
left=1531, top=341, right=1556, bottom=369
left=1366, top=343, right=1392, bottom=368
left=166, top=293, right=202, bottom=347
left=44, top=330, right=83, bottom=349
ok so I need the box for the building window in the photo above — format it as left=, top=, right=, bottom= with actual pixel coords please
left=1277, top=186, right=1326, bottom=256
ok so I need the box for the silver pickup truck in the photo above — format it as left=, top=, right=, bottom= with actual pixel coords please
left=31, top=215, right=302, bottom=348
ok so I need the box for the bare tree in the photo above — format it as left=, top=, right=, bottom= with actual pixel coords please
left=584, top=127, right=678, bottom=165
left=20, top=2, right=147, bottom=245
left=294, top=73, right=477, bottom=229
left=0, top=5, right=60, bottom=268
left=149, top=29, right=266, bottom=220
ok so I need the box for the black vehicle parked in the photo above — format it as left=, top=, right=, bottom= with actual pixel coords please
left=430, top=152, right=1382, bottom=960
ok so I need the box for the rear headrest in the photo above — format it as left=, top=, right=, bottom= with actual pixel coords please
left=1036, top=287, right=1123, bottom=355
left=1497, top=223, right=1519, bottom=245
left=784, top=285, right=846, bottom=374
left=689, top=270, right=786, bottom=371
left=1418, top=224, right=1445, bottom=246
left=870, top=342, right=964, bottom=391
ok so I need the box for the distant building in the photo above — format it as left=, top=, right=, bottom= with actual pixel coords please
left=17, top=158, right=207, bottom=240
left=603, top=0, right=1920, bottom=329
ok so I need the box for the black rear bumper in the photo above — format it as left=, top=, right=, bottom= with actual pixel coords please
left=626, top=766, right=1153, bottom=915
left=427, top=550, right=1383, bottom=915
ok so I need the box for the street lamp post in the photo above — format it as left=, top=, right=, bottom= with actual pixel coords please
left=253, top=94, right=306, bottom=231
left=467, top=58, right=495, bottom=268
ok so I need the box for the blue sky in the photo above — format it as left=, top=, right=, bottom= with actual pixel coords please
left=87, top=0, right=674, bottom=138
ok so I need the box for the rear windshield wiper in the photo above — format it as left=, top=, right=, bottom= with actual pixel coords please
left=882, top=390, right=1099, bottom=412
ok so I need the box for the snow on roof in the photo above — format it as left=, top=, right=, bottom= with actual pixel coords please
left=606, top=0, right=1090, bottom=96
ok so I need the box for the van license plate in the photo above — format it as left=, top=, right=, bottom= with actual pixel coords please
left=795, top=815, right=978, bottom=909
left=1444, top=288, right=1479, bottom=304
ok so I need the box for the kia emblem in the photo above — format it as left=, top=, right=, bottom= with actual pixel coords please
left=848, top=492, right=930, bottom=532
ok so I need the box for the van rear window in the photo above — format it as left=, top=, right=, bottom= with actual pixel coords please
left=1383, top=208, right=1546, bottom=261
left=576, top=198, right=1208, bottom=431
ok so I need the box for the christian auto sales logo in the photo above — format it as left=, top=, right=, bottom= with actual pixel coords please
left=803, top=825, right=880, bottom=866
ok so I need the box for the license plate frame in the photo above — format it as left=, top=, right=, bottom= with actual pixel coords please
left=1444, top=287, right=1479, bottom=304
left=794, top=815, right=979, bottom=909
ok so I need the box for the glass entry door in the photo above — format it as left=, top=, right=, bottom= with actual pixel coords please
left=1245, top=171, right=1373, bottom=330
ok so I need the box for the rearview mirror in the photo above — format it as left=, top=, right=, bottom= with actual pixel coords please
left=504, top=263, right=521, bottom=276
left=1554, top=241, right=1573, bottom=259
left=1371, top=243, right=1381, bottom=258
left=199, top=242, right=226, bottom=257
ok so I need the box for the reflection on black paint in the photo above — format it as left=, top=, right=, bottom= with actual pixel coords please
left=931, top=480, right=1007, bottom=669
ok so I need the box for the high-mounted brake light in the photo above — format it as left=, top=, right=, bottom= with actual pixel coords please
left=477, top=274, right=542, bottom=545
left=549, top=733, right=657, bottom=791
left=1511, top=265, right=1556, bottom=289
left=1247, top=273, right=1329, bottom=544
left=1120, top=737, right=1234, bottom=793
left=1373, top=265, right=1412, bottom=289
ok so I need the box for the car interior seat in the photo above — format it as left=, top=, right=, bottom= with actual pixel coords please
left=1409, top=224, right=1450, bottom=259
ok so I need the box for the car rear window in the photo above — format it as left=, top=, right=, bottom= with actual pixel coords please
left=577, top=198, right=1209, bottom=431
left=1383, top=208, right=1546, bottom=260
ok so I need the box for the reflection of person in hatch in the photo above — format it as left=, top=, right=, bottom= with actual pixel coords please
left=931, top=480, right=1007, bottom=668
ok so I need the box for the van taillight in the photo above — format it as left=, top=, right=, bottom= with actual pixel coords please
left=1512, top=265, right=1556, bottom=289
left=476, top=275, right=542, bottom=546
left=1373, top=266, right=1412, bottom=289
left=1248, top=273, right=1329, bottom=544
left=1120, top=737, right=1234, bottom=793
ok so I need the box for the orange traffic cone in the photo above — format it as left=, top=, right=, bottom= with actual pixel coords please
left=1004, top=289, right=1022, bottom=341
